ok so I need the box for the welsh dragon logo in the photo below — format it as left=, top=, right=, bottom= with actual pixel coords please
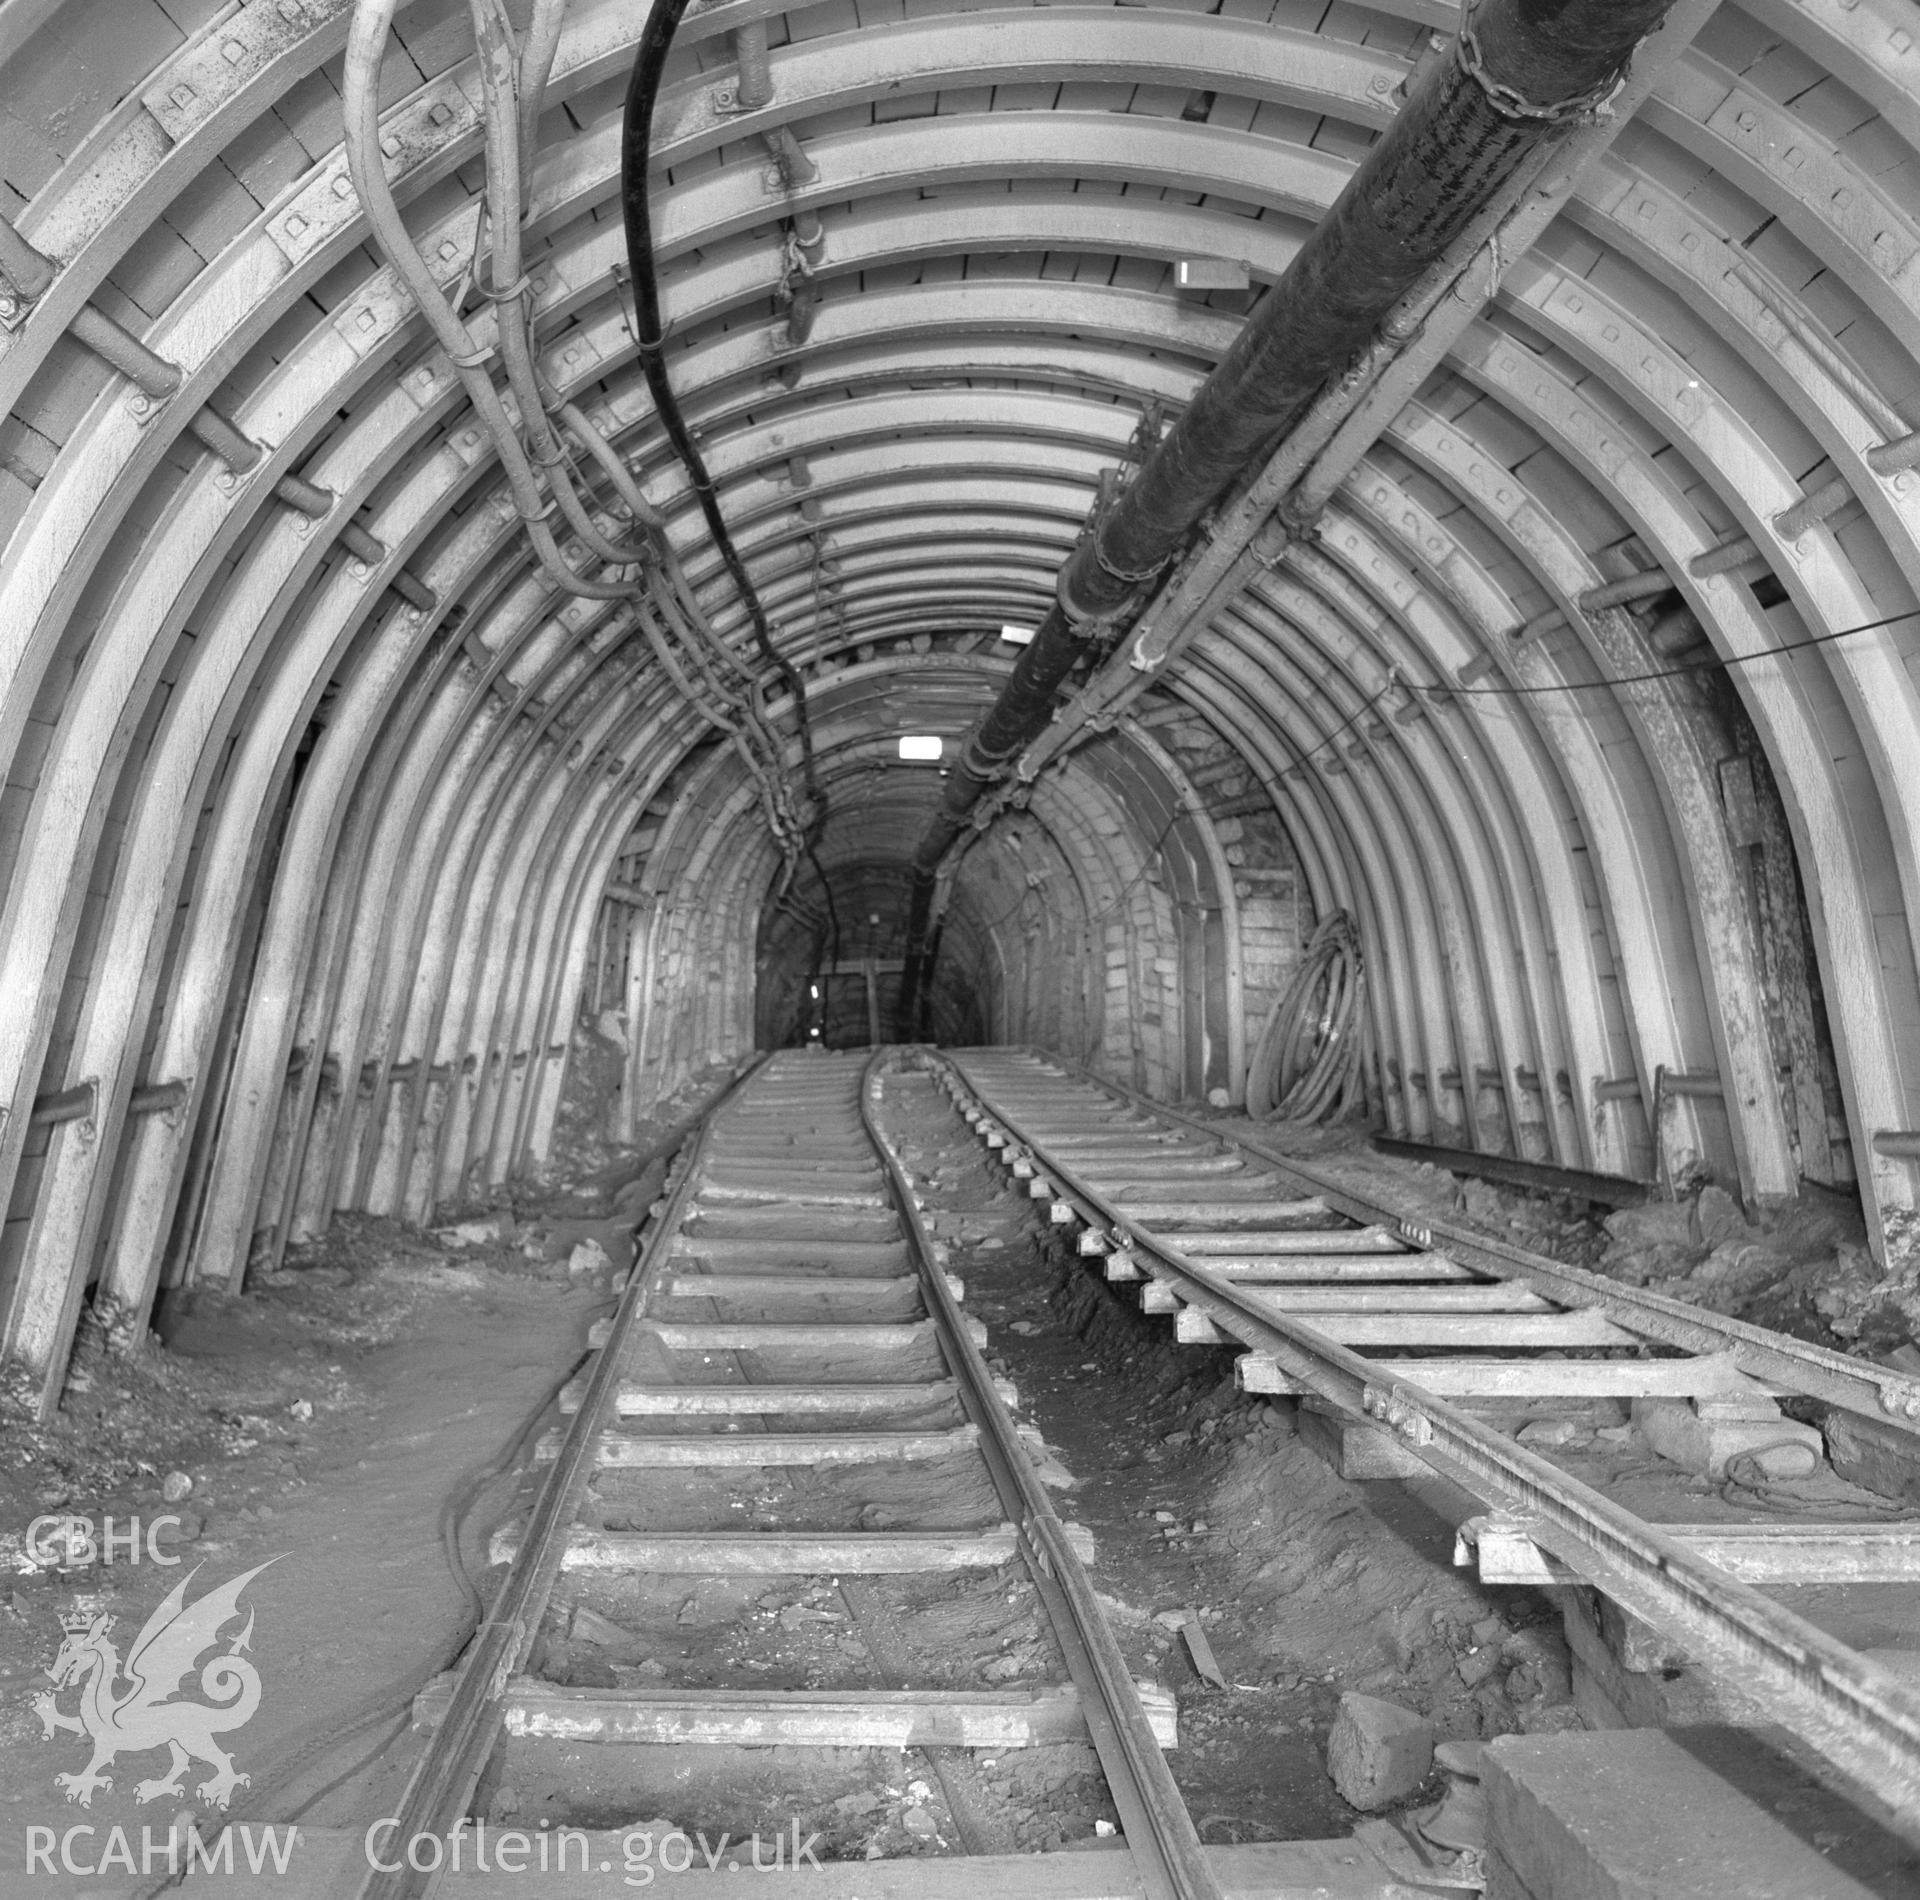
left=32, top=1561, right=274, bottom=1809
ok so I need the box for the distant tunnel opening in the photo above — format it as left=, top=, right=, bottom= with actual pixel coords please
left=754, top=847, right=1026, bottom=1053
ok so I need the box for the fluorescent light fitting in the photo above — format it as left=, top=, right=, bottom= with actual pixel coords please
left=898, top=735, right=944, bottom=761
left=999, top=624, right=1036, bottom=645
left=1176, top=257, right=1251, bottom=291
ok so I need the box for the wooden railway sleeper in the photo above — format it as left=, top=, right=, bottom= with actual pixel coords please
left=937, top=1048, right=1920, bottom=1842
left=354, top=1058, right=774, bottom=1900
left=366, top=1051, right=1224, bottom=1900
left=859, top=1056, right=1226, bottom=1900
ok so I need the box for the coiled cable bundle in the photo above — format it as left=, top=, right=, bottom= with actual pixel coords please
left=1245, top=909, right=1366, bottom=1122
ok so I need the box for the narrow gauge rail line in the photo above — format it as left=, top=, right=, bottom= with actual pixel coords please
left=938, top=1047, right=1920, bottom=1844
left=361, top=1050, right=1222, bottom=1900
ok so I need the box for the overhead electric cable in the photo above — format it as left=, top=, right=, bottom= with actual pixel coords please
left=620, top=0, right=822, bottom=814
left=347, top=0, right=809, bottom=855
left=1440, top=605, right=1917, bottom=698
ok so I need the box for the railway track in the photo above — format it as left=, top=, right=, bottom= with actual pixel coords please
left=365, top=1050, right=1301, bottom=1900
left=936, top=1047, right=1920, bottom=1847
left=336, top=1040, right=1920, bottom=1899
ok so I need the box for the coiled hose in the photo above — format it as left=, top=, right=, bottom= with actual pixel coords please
left=1245, top=910, right=1366, bottom=1122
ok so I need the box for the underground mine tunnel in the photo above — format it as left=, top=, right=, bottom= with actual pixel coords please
left=1, top=0, right=1919, bottom=1894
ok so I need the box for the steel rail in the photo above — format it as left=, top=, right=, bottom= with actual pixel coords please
left=857, top=1051, right=1222, bottom=1900
left=354, top=1054, right=769, bottom=1900
left=937, top=1051, right=1920, bottom=1845
left=1366, top=1135, right=1648, bottom=1209
left=1052, top=1057, right=1920, bottom=1431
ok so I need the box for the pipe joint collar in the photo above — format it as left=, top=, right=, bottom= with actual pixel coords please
left=1056, top=557, right=1140, bottom=632
left=1273, top=490, right=1324, bottom=543
left=957, top=732, right=1014, bottom=782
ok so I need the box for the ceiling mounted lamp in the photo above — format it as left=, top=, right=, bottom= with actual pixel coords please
left=897, top=735, right=944, bottom=761
left=1174, top=258, right=1251, bottom=291
left=999, top=625, right=1036, bottom=645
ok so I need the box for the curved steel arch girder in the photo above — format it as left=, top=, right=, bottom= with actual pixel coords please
left=1202, top=588, right=1499, bottom=1152
left=1459, top=323, right=1918, bottom=1249
left=1272, top=530, right=1602, bottom=1166
left=0, top=262, right=1248, bottom=1351
left=3, top=0, right=1920, bottom=1381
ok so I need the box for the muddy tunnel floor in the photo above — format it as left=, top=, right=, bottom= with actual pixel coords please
left=0, top=1044, right=1583, bottom=1877
left=869, top=1059, right=1581, bottom=1851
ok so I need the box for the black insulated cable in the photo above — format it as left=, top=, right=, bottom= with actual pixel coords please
left=621, top=2, right=822, bottom=813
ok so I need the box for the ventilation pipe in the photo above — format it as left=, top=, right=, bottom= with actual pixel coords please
left=895, top=0, right=1678, bottom=1035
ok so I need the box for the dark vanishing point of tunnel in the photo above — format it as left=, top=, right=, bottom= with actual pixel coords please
left=756, top=844, right=993, bottom=1055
